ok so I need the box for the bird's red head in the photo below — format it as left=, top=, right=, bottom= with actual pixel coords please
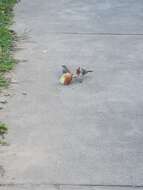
left=76, top=67, right=80, bottom=76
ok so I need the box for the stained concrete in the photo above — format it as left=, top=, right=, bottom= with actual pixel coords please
left=1, top=0, right=143, bottom=189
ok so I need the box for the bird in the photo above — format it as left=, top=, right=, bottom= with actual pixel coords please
left=76, top=67, right=83, bottom=83
left=80, top=68, right=93, bottom=75
left=76, top=67, right=81, bottom=76
left=76, top=67, right=93, bottom=83
left=59, top=72, right=73, bottom=85
left=76, top=67, right=93, bottom=76
left=59, top=65, right=73, bottom=85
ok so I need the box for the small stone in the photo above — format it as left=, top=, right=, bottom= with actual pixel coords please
left=0, top=100, right=8, bottom=104
left=11, top=79, right=18, bottom=84
left=22, top=92, right=27, bottom=95
left=4, top=93, right=10, bottom=97
left=42, top=50, right=48, bottom=53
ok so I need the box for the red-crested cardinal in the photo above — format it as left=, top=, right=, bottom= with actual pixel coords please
left=60, top=65, right=73, bottom=85
left=76, top=67, right=93, bottom=82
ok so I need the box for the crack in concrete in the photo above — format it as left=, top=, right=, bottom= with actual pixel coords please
left=41, top=32, right=143, bottom=36
left=0, top=183, right=143, bottom=189
left=0, top=166, right=5, bottom=177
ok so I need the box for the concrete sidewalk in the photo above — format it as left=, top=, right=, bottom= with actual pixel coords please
left=1, top=0, right=143, bottom=189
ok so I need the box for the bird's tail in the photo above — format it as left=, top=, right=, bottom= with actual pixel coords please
left=87, top=70, right=93, bottom=73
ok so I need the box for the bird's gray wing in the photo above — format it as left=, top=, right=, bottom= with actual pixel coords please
left=62, top=65, right=71, bottom=73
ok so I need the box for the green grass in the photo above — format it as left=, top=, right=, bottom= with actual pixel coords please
left=0, top=122, right=8, bottom=136
left=0, top=56, right=15, bottom=72
left=0, top=1, right=18, bottom=142
left=0, top=0, right=18, bottom=89
left=0, top=74, right=9, bottom=88
left=0, top=122, right=8, bottom=145
left=0, top=27, right=13, bottom=50
left=0, top=0, right=18, bottom=26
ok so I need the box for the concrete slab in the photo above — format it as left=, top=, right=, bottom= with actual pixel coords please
left=0, top=185, right=59, bottom=190
left=14, top=0, right=143, bottom=34
left=0, top=185, right=143, bottom=190
left=61, top=186, right=143, bottom=190
left=1, top=0, right=143, bottom=188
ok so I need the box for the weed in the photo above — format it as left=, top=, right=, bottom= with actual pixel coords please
left=0, top=122, right=8, bottom=139
left=0, top=56, right=15, bottom=72
left=0, top=1, right=18, bottom=142
left=0, top=74, right=9, bottom=89
left=0, top=140, right=9, bottom=146
left=0, top=0, right=18, bottom=88
left=0, top=123, right=8, bottom=145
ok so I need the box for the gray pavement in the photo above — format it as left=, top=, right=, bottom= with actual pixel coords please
left=1, top=0, right=143, bottom=189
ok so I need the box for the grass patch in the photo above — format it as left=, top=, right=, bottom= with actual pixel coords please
left=0, top=56, right=15, bottom=72
left=0, top=1, right=18, bottom=141
left=0, top=122, right=8, bottom=145
left=0, top=0, right=18, bottom=89
left=0, top=122, right=8, bottom=136
left=0, top=27, right=13, bottom=50
left=0, top=74, right=9, bottom=88
left=0, top=140, right=8, bottom=145
left=0, top=122, right=8, bottom=137
left=0, top=0, right=18, bottom=26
